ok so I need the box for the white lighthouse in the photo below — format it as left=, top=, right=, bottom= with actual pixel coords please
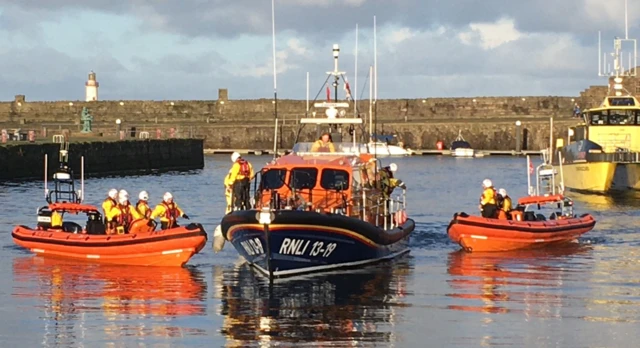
left=85, top=71, right=99, bottom=101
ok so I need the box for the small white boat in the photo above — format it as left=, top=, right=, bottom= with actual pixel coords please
left=451, top=130, right=475, bottom=158
left=365, top=141, right=413, bottom=156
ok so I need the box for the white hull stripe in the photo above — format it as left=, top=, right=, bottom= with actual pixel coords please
left=86, top=255, right=100, bottom=259
left=32, top=249, right=45, bottom=253
left=250, top=249, right=409, bottom=277
left=470, top=235, right=488, bottom=240
left=162, top=249, right=184, bottom=255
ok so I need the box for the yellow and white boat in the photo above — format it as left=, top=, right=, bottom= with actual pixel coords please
left=555, top=35, right=640, bottom=193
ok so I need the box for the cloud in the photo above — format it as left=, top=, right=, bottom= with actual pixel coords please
left=0, top=1, right=636, bottom=100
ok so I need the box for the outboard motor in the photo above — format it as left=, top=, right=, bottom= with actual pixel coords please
left=36, top=206, right=52, bottom=230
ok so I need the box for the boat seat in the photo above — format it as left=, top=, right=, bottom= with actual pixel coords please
left=86, top=219, right=106, bottom=235
left=62, top=221, right=83, bottom=233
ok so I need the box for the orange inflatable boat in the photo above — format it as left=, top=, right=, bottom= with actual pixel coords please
left=447, top=194, right=596, bottom=252
left=12, top=202, right=208, bottom=267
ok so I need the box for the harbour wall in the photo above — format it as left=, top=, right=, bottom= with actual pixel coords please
left=2, top=91, right=587, bottom=125
left=0, top=139, right=204, bottom=180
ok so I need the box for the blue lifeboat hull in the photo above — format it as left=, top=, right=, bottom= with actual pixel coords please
left=220, top=210, right=415, bottom=278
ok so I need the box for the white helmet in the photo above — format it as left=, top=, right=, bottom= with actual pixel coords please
left=117, top=195, right=128, bottom=205
left=118, top=189, right=129, bottom=200
left=108, top=189, right=118, bottom=199
left=163, top=192, right=173, bottom=202
left=389, top=163, right=398, bottom=172
left=231, top=152, right=241, bottom=162
left=139, top=191, right=149, bottom=201
left=498, top=188, right=507, bottom=197
left=482, top=179, right=492, bottom=188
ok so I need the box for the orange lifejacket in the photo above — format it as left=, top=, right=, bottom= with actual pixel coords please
left=237, top=159, right=250, bottom=177
left=162, top=202, right=180, bottom=222
left=115, top=204, right=135, bottom=227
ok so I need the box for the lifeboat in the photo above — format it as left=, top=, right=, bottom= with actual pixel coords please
left=447, top=156, right=596, bottom=252
left=12, top=143, right=208, bottom=267
left=218, top=45, right=415, bottom=279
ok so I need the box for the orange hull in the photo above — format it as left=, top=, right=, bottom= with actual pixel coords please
left=12, top=223, right=208, bottom=266
left=447, top=213, right=596, bottom=252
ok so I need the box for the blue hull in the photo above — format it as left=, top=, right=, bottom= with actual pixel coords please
left=221, top=210, right=415, bottom=278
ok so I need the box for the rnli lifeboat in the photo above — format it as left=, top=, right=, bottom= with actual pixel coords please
left=11, top=144, right=208, bottom=267
left=447, top=156, right=596, bottom=252
left=218, top=45, right=414, bottom=279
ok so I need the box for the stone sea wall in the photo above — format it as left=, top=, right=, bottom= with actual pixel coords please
left=0, top=139, right=204, bottom=180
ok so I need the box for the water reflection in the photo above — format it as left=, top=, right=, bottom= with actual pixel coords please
left=215, top=258, right=412, bottom=347
left=12, top=257, right=208, bottom=346
left=567, top=190, right=640, bottom=209
left=446, top=244, right=591, bottom=317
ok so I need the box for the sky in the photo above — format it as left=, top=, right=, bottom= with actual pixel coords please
left=0, top=0, right=638, bottom=101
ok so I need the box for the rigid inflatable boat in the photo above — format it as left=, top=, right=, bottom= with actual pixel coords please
left=447, top=156, right=596, bottom=252
left=12, top=144, right=208, bottom=267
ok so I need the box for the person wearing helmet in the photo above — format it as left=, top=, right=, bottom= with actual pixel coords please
left=136, top=191, right=151, bottom=218
left=106, top=189, right=143, bottom=234
left=497, top=188, right=512, bottom=217
left=310, top=132, right=336, bottom=152
left=102, top=188, right=119, bottom=229
left=378, top=162, right=406, bottom=199
left=479, top=179, right=498, bottom=218
left=224, top=152, right=255, bottom=212
left=150, top=192, right=189, bottom=229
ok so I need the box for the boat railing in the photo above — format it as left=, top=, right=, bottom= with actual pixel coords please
left=351, top=187, right=407, bottom=230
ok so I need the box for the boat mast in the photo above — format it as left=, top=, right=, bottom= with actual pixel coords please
left=355, top=23, right=358, bottom=118
left=373, top=15, right=378, bottom=159
left=271, top=0, right=279, bottom=159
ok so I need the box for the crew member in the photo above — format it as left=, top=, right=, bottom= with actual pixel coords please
left=136, top=191, right=151, bottom=218
left=498, top=188, right=512, bottom=214
left=378, top=163, right=406, bottom=199
left=150, top=192, right=189, bottom=229
left=102, top=188, right=118, bottom=229
left=479, top=179, right=497, bottom=218
left=107, top=190, right=143, bottom=234
left=310, top=132, right=336, bottom=152
left=224, top=152, right=254, bottom=211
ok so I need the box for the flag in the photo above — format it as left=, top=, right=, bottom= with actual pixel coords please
left=326, top=86, right=331, bottom=102
left=529, top=160, right=534, bottom=174
left=344, top=80, right=353, bottom=101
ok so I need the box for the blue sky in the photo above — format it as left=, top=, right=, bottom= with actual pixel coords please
left=0, top=0, right=637, bottom=101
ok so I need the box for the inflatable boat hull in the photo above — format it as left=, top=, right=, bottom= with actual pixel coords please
left=12, top=223, right=208, bottom=266
left=447, top=213, right=596, bottom=252
left=221, top=210, right=415, bottom=278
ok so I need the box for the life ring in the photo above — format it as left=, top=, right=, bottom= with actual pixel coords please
left=394, top=210, right=407, bottom=225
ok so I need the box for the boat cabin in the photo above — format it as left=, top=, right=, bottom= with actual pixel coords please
left=568, top=96, right=640, bottom=152
left=251, top=142, right=407, bottom=229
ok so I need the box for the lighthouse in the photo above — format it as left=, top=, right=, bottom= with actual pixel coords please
left=85, top=71, right=99, bottom=101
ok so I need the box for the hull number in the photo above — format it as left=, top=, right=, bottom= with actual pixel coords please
left=279, top=238, right=337, bottom=258
left=241, top=238, right=264, bottom=256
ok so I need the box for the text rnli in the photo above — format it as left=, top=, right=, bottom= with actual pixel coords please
left=279, top=238, right=337, bottom=258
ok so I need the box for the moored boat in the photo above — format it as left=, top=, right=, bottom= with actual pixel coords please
left=11, top=144, right=208, bottom=267
left=218, top=44, right=414, bottom=278
left=450, top=130, right=475, bottom=158
left=447, top=156, right=596, bottom=252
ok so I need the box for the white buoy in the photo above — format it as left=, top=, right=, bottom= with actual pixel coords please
left=213, top=224, right=225, bottom=252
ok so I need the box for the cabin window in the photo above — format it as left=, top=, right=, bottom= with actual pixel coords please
left=320, top=169, right=350, bottom=191
left=589, top=110, right=605, bottom=125
left=290, top=168, right=318, bottom=189
left=608, top=109, right=636, bottom=125
left=607, top=97, right=636, bottom=106
left=260, top=169, right=286, bottom=190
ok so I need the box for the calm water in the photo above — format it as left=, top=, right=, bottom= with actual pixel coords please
left=2, top=155, right=640, bottom=347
